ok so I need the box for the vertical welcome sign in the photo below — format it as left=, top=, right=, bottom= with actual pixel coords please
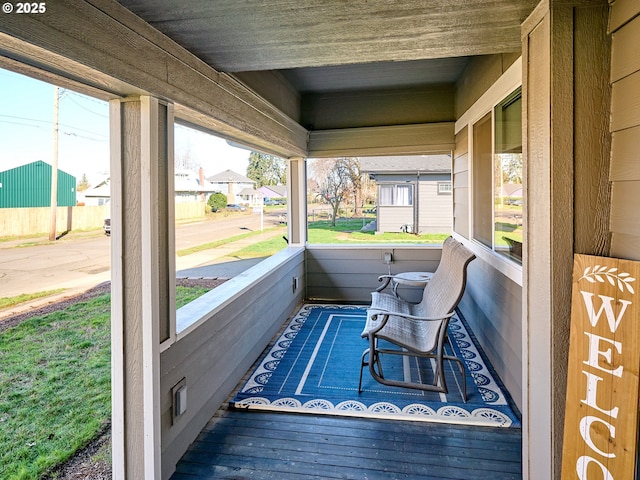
left=562, top=254, right=639, bottom=479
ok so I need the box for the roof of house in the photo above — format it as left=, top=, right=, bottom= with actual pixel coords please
left=238, top=187, right=263, bottom=196
left=259, top=185, right=287, bottom=197
left=207, top=169, right=255, bottom=184
left=359, top=155, right=451, bottom=174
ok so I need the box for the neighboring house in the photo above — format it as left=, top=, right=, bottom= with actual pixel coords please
left=81, top=177, right=111, bottom=206
left=82, top=169, right=219, bottom=206
left=207, top=169, right=256, bottom=204
left=360, top=155, right=452, bottom=234
left=174, top=168, right=219, bottom=203
left=0, top=160, right=76, bottom=208
left=259, top=184, right=287, bottom=200
left=237, top=187, right=263, bottom=206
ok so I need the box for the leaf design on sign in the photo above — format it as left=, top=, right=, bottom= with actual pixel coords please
left=579, top=266, right=636, bottom=294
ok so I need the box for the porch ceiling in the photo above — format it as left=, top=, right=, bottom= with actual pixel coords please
left=115, top=0, right=538, bottom=95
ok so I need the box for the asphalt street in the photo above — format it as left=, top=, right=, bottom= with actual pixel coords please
left=0, top=210, right=285, bottom=306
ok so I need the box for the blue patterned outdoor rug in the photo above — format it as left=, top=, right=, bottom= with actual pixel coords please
left=231, top=304, right=520, bottom=427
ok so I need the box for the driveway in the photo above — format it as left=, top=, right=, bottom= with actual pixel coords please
left=0, top=210, right=286, bottom=302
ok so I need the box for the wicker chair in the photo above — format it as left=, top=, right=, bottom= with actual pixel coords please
left=359, top=237, right=475, bottom=400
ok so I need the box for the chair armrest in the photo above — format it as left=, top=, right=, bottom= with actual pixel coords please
left=375, top=275, right=394, bottom=292
left=369, top=308, right=455, bottom=322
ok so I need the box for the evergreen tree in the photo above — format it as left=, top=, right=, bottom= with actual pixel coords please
left=246, top=152, right=286, bottom=187
left=77, top=173, right=90, bottom=192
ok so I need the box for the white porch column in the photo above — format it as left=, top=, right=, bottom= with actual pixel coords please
left=287, top=157, right=307, bottom=245
left=110, top=96, right=176, bottom=479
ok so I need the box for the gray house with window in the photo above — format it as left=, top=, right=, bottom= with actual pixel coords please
left=360, top=155, right=452, bottom=234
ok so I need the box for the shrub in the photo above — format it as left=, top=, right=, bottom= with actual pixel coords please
left=207, top=192, right=228, bottom=212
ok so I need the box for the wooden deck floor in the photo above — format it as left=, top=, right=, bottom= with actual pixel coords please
left=170, top=406, right=522, bottom=479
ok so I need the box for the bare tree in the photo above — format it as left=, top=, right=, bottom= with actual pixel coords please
left=309, top=158, right=359, bottom=226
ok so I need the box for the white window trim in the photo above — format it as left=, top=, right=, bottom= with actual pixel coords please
left=437, top=181, right=452, bottom=195
left=378, top=183, right=414, bottom=207
left=454, top=57, right=523, bottom=286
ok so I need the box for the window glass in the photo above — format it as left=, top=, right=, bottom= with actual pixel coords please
left=379, top=184, right=413, bottom=206
left=438, top=181, right=452, bottom=195
left=494, top=89, right=523, bottom=264
left=470, top=87, right=523, bottom=265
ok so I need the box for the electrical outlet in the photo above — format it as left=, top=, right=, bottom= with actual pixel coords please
left=172, top=378, right=187, bottom=424
left=292, top=276, right=299, bottom=293
left=383, top=252, right=393, bottom=264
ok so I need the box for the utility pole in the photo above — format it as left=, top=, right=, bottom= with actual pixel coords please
left=49, top=86, right=60, bottom=241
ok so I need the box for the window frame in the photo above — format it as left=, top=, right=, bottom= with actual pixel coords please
left=378, top=183, right=414, bottom=207
left=437, top=181, right=452, bottom=195
left=453, top=58, right=523, bottom=286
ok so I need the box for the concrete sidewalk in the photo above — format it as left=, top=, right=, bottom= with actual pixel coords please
left=0, top=228, right=286, bottom=320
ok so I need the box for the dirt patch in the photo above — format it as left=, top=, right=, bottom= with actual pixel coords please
left=3, top=277, right=226, bottom=479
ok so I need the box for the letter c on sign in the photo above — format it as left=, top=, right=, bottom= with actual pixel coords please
left=576, top=456, right=613, bottom=480
left=579, top=416, right=616, bottom=458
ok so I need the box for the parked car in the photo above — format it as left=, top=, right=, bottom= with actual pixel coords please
left=226, top=204, right=246, bottom=212
left=103, top=218, right=111, bottom=236
left=264, top=197, right=286, bottom=206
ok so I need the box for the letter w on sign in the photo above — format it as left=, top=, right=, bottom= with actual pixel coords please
left=562, top=255, right=639, bottom=480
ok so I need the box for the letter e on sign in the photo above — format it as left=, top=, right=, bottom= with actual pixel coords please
left=561, top=254, right=639, bottom=479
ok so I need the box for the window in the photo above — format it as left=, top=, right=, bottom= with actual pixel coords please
left=379, top=184, right=413, bottom=206
left=472, top=87, right=523, bottom=265
left=437, top=182, right=452, bottom=195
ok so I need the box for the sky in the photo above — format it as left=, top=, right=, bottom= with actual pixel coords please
left=0, top=68, right=252, bottom=186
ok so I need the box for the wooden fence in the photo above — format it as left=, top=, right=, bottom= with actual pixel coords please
left=0, top=202, right=206, bottom=237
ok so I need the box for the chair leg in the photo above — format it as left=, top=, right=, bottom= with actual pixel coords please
left=358, top=348, right=369, bottom=393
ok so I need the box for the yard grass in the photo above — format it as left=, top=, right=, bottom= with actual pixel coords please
left=176, top=226, right=282, bottom=257
left=0, top=289, right=66, bottom=310
left=0, top=285, right=211, bottom=480
left=225, top=235, right=290, bottom=259
left=308, top=218, right=450, bottom=244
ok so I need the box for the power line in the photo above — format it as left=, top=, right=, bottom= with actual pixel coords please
left=65, top=94, right=109, bottom=118
left=0, top=114, right=107, bottom=138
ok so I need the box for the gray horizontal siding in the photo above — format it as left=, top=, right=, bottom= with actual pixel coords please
left=458, top=257, right=522, bottom=411
left=306, top=245, right=443, bottom=303
left=609, top=11, right=640, bottom=261
left=417, top=176, right=452, bottom=233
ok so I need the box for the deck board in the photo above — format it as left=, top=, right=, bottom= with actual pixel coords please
left=170, top=409, right=522, bottom=479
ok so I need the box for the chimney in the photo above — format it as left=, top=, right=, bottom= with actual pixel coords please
left=198, top=167, right=205, bottom=201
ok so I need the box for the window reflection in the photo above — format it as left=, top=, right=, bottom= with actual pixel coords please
left=494, top=89, right=523, bottom=264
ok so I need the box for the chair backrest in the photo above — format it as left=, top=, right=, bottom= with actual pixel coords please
left=420, top=237, right=475, bottom=318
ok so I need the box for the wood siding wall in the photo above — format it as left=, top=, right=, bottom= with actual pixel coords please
left=609, top=2, right=640, bottom=260
left=306, top=246, right=442, bottom=304
left=458, top=260, right=522, bottom=409
left=417, top=174, right=453, bottom=233
left=378, top=205, right=414, bottom=234
left=159, top=249, right=305, bottom=478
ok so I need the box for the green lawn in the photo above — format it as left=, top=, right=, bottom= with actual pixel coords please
left=0, top=289, right=66, bottom=310
left=308, top=218, right=450, bottom=244
left=0, top=285, right=210, bottom=480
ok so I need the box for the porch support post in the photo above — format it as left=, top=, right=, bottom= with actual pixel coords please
left=521, top=2, right=610, bottom=479
left=110, top=96, right=175, bottom=479
left=287, top=157, right=307, bottom=245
